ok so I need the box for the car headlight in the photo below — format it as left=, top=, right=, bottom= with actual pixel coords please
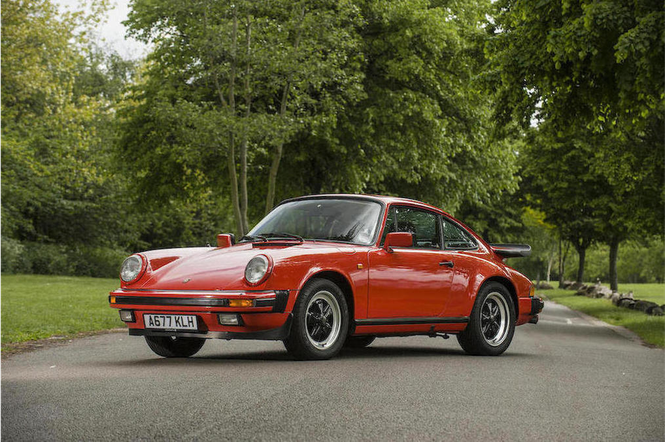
left=120, top=254, right=145, bottom=284
left=244, top=254, right=271, bottom=285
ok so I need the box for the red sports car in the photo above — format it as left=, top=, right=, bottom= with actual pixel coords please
left=110, top=195, right=543, bottom=360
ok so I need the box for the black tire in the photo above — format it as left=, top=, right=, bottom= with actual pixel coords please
left=283, top=278, right=349, bottom=360
left=457, top=282, right=515, bottom=356
left=343, top=336, right=376, bottom=348
left=145, top=336, right=206, bottom=358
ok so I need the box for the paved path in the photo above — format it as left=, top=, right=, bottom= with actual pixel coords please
left=2, top=302, right=664, bottom=441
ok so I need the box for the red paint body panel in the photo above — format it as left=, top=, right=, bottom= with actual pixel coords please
left=110, top=194, right=540, bottom=341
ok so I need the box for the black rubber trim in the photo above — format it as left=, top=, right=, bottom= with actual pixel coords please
left=355, top=316, right=469, bottom=326
left=112, top=296, right=230, bottom=307
left=272, top=290, right=290, bottom=313
left=490, top=243, right=532, bottom=258
left=530, top=297, right=544, bottom=315
left=255, top=298, right=276, bottom=308
left=128, top=314, right=293, bottom=341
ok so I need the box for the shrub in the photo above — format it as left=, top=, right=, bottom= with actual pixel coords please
left=0, top=236, right=23, bottom=273
left=2, top=240, right=127, bottom=278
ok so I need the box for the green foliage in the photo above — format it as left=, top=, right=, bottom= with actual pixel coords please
left=2, top=241, right=128, bottom=278
left=282, top=0, right=518, bottom=214
left=490, top=0, right=664, bottom=131
left=119, top=0, right=519, bottom=234
left=490, top=0, right=664, bottom=284
left=563, top=238, right=665, bottom=284
left=121, top=0, right=366, bottom=234
left=2, top=0, right=141, bottom=279
left=0, top=236, right=24, bottom=273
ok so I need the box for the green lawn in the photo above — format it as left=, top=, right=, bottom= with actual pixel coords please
left=542, top=286, right=665, bottom=348
left=1, top=274, right=122, bottom=347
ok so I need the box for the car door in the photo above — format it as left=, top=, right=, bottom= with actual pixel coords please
left=440, top=217, right=484, bottom=317
left=367, top=205, right=454, bottom=318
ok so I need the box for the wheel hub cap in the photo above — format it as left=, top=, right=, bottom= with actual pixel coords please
left=305, top=291, right=341, bottom=350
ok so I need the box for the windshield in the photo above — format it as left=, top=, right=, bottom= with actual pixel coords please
left=246, top=198, right=383, bottom=245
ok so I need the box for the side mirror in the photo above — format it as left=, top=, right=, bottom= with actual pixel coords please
left=216, top=233, right=235, bottom=248
left=384, top=232, right=413, bottom=253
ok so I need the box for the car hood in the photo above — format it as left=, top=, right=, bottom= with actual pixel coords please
left=128, top=241, right=358, bottom=291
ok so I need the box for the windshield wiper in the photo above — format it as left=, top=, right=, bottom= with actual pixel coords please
left=239, top=234, right=267, bottom=243
left=261, top=232, right=304, bottom=242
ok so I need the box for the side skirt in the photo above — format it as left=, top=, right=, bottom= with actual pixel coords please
left=354, top=316, right=469, bottom=327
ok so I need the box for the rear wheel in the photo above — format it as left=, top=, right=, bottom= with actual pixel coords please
left=457, top=282, right=515, bottom=356
left=145, top=336, right=206, bottom=358
left=344, top=336, right=375, bottom=348
left=283, top=278, right=349, bottom=360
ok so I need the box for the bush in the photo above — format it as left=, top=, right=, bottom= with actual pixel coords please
left=23, top=242, right=76, bottom=275
left=0, top=236, right=23, bottom=273
left=71, top=246, right=126, bottom=278
left=1, top=240, right=127, bottom=278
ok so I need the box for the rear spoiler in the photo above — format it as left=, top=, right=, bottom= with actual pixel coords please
left=490, top=244, right=531, bottom=258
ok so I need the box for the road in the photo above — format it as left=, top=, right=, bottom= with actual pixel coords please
left=2, top=301, right=664, bottom=441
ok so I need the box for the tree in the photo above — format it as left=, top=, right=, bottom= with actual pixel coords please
left=275, top=0, right=519, bottom=215
left=490, top=0, right=664, bottom=286
left=2, top=0, right=133, bottom=246
left=122, top=0, right=364, bottom=236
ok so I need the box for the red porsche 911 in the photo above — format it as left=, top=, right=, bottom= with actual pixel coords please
left=109, top=195, right=543, bottom=360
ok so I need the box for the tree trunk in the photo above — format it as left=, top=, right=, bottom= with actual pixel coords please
left=546, top=243, right=556, bottom=284
left=575, top=246, right=586, bottom=283
left=558, top=237, right=564, bottom=288
left=227, top=8, right=244, bottom=237
left=609, top=237, right=620, bottom=291
left=224, top=9, right=244, bottom=237
left=227, top=134, right=243, bottom=237
left=239, top=15, right=251, bottom=234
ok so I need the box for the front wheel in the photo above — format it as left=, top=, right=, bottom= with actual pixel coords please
left=457, top=282, right=515, bottom=356
left=283, top=279, right=349, bottom=360
left=145, top=336, right=206, bottom=358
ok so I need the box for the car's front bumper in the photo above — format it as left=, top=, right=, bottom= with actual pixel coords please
left=109, top=288, right=294, bottom=339
left=127, top=314, right=293, bottom=340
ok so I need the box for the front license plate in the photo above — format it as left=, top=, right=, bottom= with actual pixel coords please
left=144, top=314, right=198, bottom=330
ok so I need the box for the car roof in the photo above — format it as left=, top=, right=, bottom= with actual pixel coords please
left=279, top=194, right=452, bottom=217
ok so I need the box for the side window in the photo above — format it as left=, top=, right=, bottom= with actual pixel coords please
left=394, top=207, right=441, bottom=249
left=443, top=219, right=477, bottom=250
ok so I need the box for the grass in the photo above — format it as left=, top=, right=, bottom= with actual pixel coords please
left=1, top=274, right=122, bottom=347
left=542, top=287, right=665, bottom=348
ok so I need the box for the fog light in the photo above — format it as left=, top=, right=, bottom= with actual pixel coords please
left=228, top=299, right=254, bottom=308
left=218, top=314, right=243, bottom=326
left=119, top=310, right=135, bottom=322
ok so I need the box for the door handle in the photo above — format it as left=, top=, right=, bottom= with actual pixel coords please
left=439, top=261, right=454, bottom=268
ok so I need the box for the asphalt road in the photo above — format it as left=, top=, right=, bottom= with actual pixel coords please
left=2, top=301, right=664, bottom=441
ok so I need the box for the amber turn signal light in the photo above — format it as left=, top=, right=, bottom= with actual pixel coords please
left=110, top=296, right=116, bottom=304
left=228, top=299, right=254, bottom=308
